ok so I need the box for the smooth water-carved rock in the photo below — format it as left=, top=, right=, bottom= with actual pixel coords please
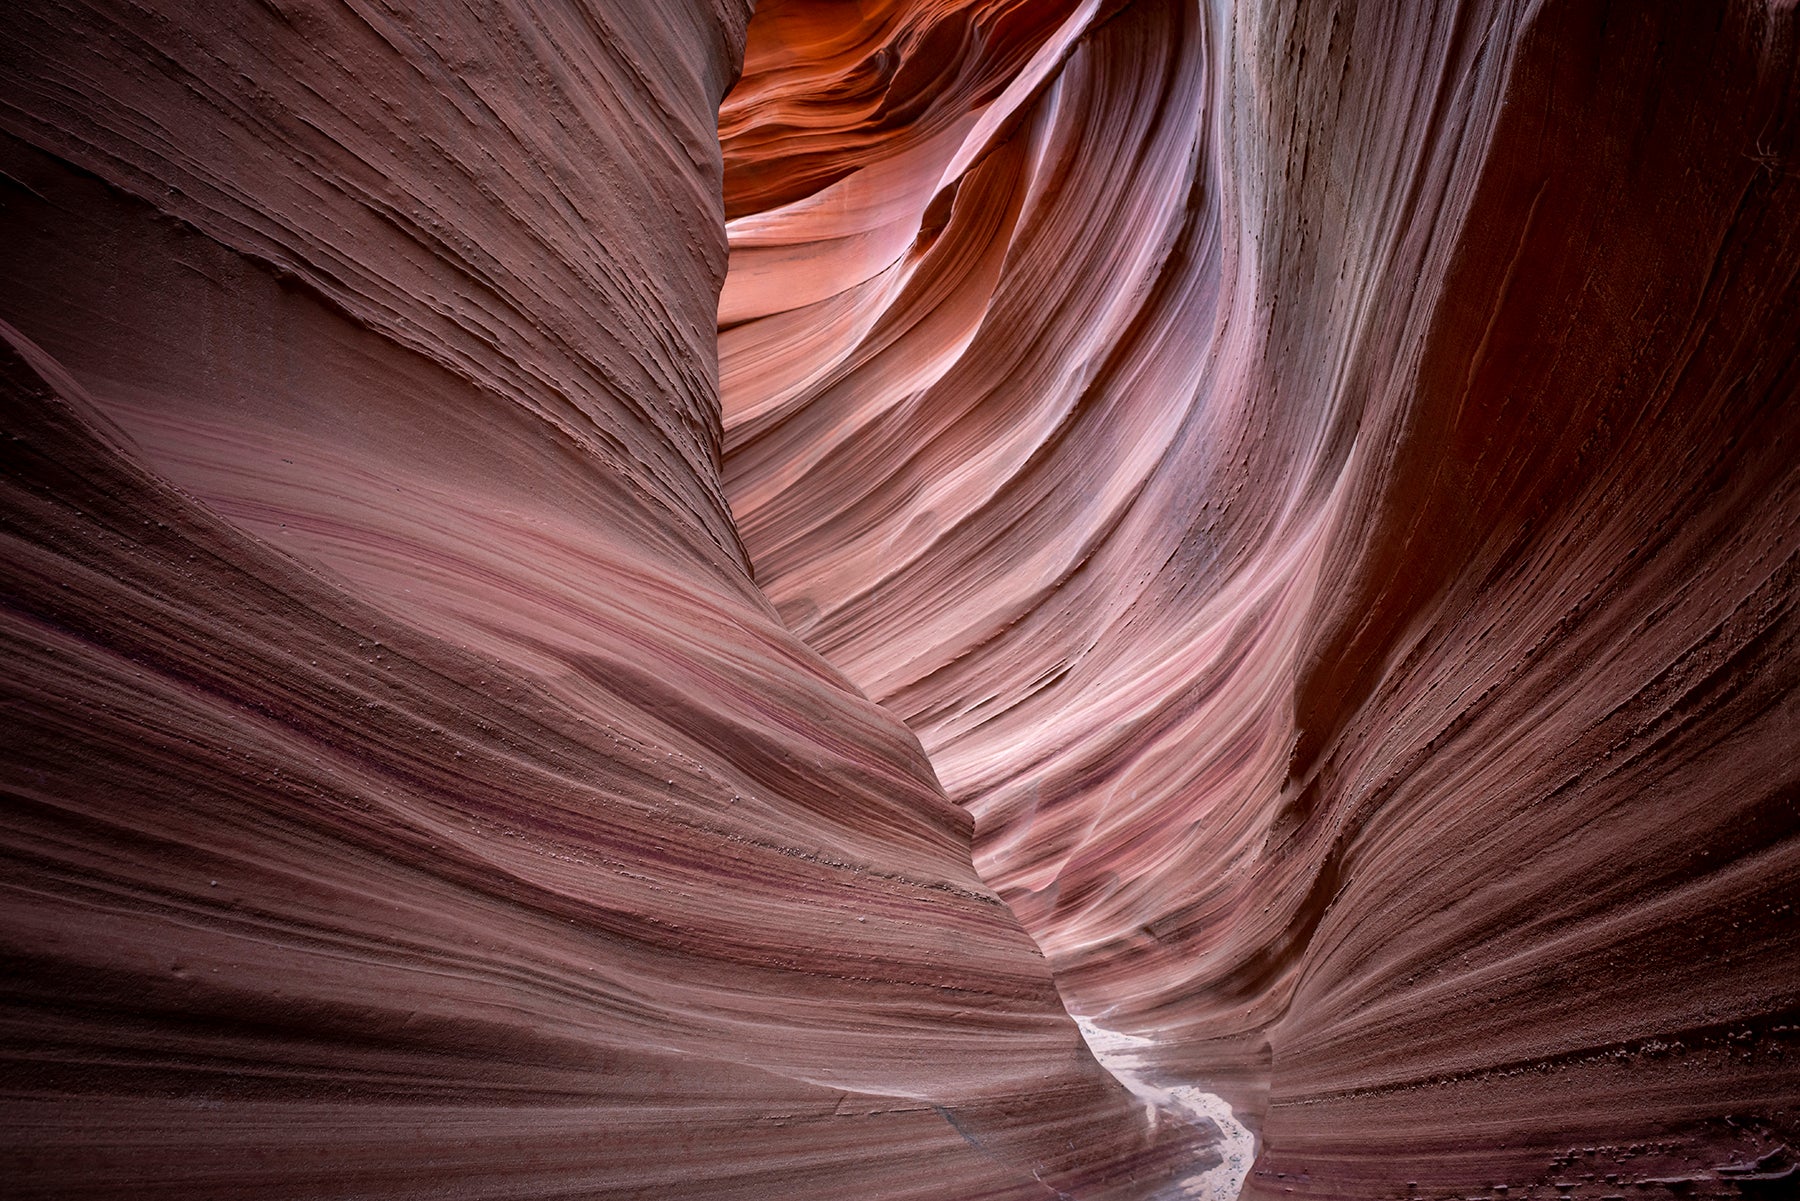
left=720, top=1, right=1800, bottom=1196
left=3, top=0, right=1797, bottom=1196
left=0, top=1, right=1205, bottom=1196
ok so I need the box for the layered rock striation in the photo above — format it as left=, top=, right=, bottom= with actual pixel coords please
left=719, top=0, right=1800, bottom=1196
left=3, top=0, right=1798, bottom=1197
left=0, top=1, right=1206, bottom=1196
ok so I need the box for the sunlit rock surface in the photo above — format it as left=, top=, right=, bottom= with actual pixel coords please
left=720, top=1, right=1800, bottom=1197
left=0, top=2, right=1207, bottom=1196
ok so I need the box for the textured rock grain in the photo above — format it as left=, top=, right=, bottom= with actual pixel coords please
left=0, top=1, right=1206, bottom=1196
left=719, top=1, right=1800, bottom=1197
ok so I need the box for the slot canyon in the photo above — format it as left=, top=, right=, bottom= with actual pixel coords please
left=1, top=0, right=1796, bottom=1197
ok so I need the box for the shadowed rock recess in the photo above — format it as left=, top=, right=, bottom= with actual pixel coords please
left=0, top=0, right=1795, bottom=1198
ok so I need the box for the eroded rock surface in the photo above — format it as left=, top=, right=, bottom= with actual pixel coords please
left=0, top=1, right=1206, bottom=1196
left=4, top=0, right=1798, bottom=1197
left=719, top=1, right=1800, bottom=1197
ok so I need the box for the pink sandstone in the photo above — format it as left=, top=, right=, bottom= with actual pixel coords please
left=719, top=0, right=1800, bottom=1196
left=2, top=1, right=1798, bottom=1198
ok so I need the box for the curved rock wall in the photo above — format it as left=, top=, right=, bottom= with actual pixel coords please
left=0, top=2, right=1205, bottom=1196
left=719, top=0, right=1800, bottom=1196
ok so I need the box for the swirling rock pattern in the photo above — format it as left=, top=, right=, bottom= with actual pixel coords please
left=0, top=1, right=1206, bottom=1197
left=720, top=0, right=1800, bottom=1197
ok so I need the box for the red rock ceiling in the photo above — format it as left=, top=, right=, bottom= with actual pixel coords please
left=3, top=1, right=1798, bottom=1199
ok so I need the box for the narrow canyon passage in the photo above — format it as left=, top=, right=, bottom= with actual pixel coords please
left=0, top=1, right=1797, bottom=1199
left=717, top=0, right=1800, bottom=1195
